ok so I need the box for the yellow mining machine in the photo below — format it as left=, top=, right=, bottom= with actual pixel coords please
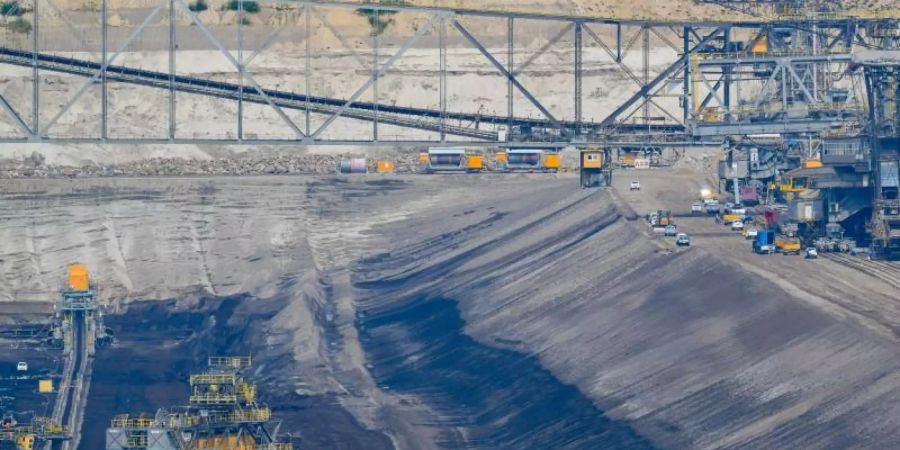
left=0, top=415, right=70, bottom=450
left=580, top=147, right=613, bottom=187
left=105, top=356, right=292, bottom=450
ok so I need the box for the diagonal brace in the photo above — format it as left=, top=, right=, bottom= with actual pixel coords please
left=453, top=19, right=560, bottom=127
left=312, top=13, right=443, bottom=138
left=42, top=3, right=166, bottom=135
left=600, top=27, right=723, bottom=127
left=0, top=93, right=34, bottom=138
left=512, top=23, right=574, bottom=77
left=176, top=0, right=305, bottom=138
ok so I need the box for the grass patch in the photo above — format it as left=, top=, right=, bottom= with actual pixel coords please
left=356, top=0, right=408, bottom=36
left=224, top=0, right=260, bottom=13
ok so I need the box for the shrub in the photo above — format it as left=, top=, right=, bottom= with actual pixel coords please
left=225, top=0, right=259, bottom=13
left=188, top=0, right=208, bottom=12
left=356, top=0, right=408, bottom=36
left=7, top=17, right=30, bottom=34
left=0, top=1, right=23, bottom=16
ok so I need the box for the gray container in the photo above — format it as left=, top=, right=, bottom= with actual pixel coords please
left=880, top=161, right=899, bottom=188
left=789, top=199, right=825, bottom=222
left=719, top=159, right=750, bottom=179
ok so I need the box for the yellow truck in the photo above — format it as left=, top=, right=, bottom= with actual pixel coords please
left=775, top=236, right=802, bottom=255
left=722, top=213, right=742, bottom=224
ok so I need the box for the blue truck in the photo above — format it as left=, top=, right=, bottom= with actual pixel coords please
left=753, top=230, right=776, bottom=254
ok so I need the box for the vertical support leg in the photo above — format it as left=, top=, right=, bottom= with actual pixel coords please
left=723, top=27, right=731, bottom=115
left=439, top=16, right=447, bottom=142
left=238, top=0, right=244, bottom=141
left=642, top=26, right=649, bottom=124
left=616, top=23, right=622, bottom=62
left=682, top=26, right=690, bottom=125
left=169, top=0, right=176, bottom=140
left=574, top=22, right=583, bottom=134
left=305, top=5, right=311, bottom=137
left=507, top=17, right=514, bottom=137
left=101, top=0, right=108, bottom=140
left=32, top=0, right=39, bottom=135
left=373, top=9, right=379, bottom=141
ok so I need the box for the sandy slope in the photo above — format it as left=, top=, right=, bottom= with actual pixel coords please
left=2, top=173, right=900, bottom=448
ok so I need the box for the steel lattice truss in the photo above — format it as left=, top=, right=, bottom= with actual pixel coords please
left=0, top=1, right=895, bottom=146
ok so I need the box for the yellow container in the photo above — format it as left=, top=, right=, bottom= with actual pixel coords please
left=582, top=151, right=604, bottom=169
left=418, top=152, right=429, bottom=164
left=803, top=159, right=823, bottom=169
left=39, top=379, right=54, bottom=393
left=466, top=155, right=484, bottom=171
left=67, top=264, right=89, bottom=291
left=722, top=213, right=741, bottom=223
left=495, top=151, right=508, bottom=163
left=751, top=36, right=768, bottom=54
left=623, top=152, right=636, bottom=167
left=544, top=153, right=561, bottom=170
left=376, top=160, right=395, bottom=173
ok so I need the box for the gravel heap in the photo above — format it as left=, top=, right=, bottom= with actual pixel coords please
left=0, top=151, right=429, bottom=178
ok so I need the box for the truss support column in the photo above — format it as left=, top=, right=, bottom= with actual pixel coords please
left=305, top=5, right=311, bottom=137
left=169, top=0, right=176, bottom=140
left=507, top=17, right=514, bottom=136
left=101, top=0, right=108, bottom=140
left=723, top=27, right=731, bottom=115
left=373, top=9, right=380, bottom=142
left=616, top=23, right=621, bottom=62
left=642, top=26, right=649, bottom=124
left=238, top=0, right=244, bottom=141
left=439, top=17, right=447, bottom=142
left=574, top=22, right=583, bottom=133
left=683, top=26, right=690, bottom=125
left=32, top=0, right=39, bottom=135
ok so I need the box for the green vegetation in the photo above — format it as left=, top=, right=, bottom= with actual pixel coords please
left=188, top=0, right=208, bottom=12
left=0, top=1, right=23, bottom=16
left=5, top=17, right=31, bottom=34
left=225, top=0, right=260, bottom=13
left=356, top=0, right=408, bottom=36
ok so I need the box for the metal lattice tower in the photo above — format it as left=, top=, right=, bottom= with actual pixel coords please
left=105, top=356, right=293, bottom=450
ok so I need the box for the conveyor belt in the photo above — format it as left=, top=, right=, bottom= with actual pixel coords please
left=0, top=47, right=509, bottom=140
left=0, top=47, right=684, bottom=141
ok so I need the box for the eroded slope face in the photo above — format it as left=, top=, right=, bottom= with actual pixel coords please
left=355, top=177, right=900, bottom=449
left=5, top=174, right=900, bottom=449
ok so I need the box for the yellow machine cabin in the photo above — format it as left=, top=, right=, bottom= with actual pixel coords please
left=580, top=148, right=612, bottom=187
left=67, top=263, right=89, bottom=292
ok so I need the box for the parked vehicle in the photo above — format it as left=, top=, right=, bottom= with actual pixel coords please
left=16, top=361, right=27, bottom=372
left=724, top=202, right=735, bottom=213
left=731, top=220, right=744, bottom=231
left=665, top=224, right=678, bottom=236
left=691, top=202, right=703, bottom=214
left=743, top=227, right=759, bottom=240
left=656, top=210, right=673, bottom=227
left=676, top=233, right=691, bottom=246
left=740, top=185, right=759, bottom=205
left=630, top=180, right=641, bottom=191
left=705, top=200, right=720, bottom=214
left=805, top=247, right=819, bottom=259
left=754, top=230, right=776, bottom=254
left=776, top=236, right=802, bottom=255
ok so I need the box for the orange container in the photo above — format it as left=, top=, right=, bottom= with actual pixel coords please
left=495, top=151, right=508, bottom=163
left=67, top=263, right=89, bottom=291
left=376, top=160, right=395, bottom=173
left=544, top=153, right=562, bottom=170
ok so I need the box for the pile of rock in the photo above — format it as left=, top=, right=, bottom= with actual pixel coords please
left=0, top=151, right=429, bottom=179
